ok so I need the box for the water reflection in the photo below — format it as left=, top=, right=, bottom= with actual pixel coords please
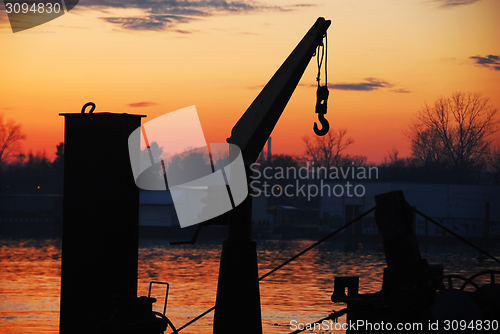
left=0, top=239, right=61, bottom=333
left=0, top=238, right=498, bottom=333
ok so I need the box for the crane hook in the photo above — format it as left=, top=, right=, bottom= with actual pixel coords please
left=314, top=112, right=330, bottom=136
left=313, top=85, right=330, bottom=136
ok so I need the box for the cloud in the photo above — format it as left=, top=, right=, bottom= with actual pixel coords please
left=328, top=78, right=393, bottom=91
left=287, top=4, right=317, bottom=8
left=76, top=0, right=275, bottom=31
left=469, top=55, right=500, bottom=71
left=390, top=89, right=411, bottom=93
left=174, top=29, right=192, bottom=34
left=434, top=0, right=481, bottom=7
left=247, top=84, right=264, bottom=89
left=127, top=102, right=160, bottom=107
left=104, top=15, right=192, bottom=30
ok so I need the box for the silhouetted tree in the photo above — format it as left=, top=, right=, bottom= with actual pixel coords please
left=147, top=142, right=164, bottom=162
left=303, top=128, right=354, bottom=169
left=1, top=151, right=52, bottom=193
left=269, top=154, right=300, bottom=169
left=337, top=154, right=367, bottom=167
left=24, top=151, right=51, bottom=191
left=486, top=146, right=500, bottom=185
left=53, top=142, right=64, bottom=165
left=376, top=149, right=425, bottom=183
left=166, top=150, right=212, bottom=187
left=0, top=114, right=26, bottom=167
left=51, top=142, right=64, bottom=192
left=381, top=148, right=409, bottom=168
left=0, top=144, right=68, bottom=193
left=406, top=92, right=499, bottom=182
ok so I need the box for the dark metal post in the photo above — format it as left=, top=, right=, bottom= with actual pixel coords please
left=59, top=111, right=145, bottom=334
left=374, top=191, right=434, bottom=314
left=213, top=168, right=262, bottom=334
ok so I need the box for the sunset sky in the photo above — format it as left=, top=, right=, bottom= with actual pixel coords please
left=1, top=0, right=499, bottom=163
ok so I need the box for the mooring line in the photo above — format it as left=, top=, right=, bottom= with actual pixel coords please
left=412, top=207, right=500, bottom=266
left=173, top=207, right=376, bottom=333
left=258, top=207, right=376, bottom=281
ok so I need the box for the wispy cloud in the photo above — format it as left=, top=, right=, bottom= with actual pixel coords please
left=76, top=0, right=278, bottom=31
left=287, top=4, right=317, bottom=8
left=328, top=78, right=393, bottom=91
left=469, top=55, right=500, bottom=71
left=433, top=0, right=481, bottom=7
left=104, top=15, right=192, bottom=31
left=390, top=89, right=411, bottom=93
left=247, top=84, right=264, bottom=90
left=127, top=102, right=160, bottom=107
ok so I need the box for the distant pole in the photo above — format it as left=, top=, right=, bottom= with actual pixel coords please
left=267, top=137, right=272, bottom=162
left=59, top=110, right=145, bottom=334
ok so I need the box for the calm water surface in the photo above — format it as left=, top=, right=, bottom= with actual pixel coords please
left=1, top=238, right=498, bottom=334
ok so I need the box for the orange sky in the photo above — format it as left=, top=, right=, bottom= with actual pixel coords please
left=1, top=0, right=499, bottom=163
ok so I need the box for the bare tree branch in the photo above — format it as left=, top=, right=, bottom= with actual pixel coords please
left=486, top=145, right=500, bottom=185
left=405, top=92, right=499, bottom=181
left=0, top=114, right=26, bottom=167
left=303, top=128, right=355, bottom=169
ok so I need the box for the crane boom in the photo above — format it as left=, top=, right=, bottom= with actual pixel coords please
left=214, top=18, right=332, bottom=334
left=228, top=17, right=331, bottom=165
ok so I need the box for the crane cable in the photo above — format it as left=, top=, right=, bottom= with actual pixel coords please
left=313, top=32, right=330, bottom=136
left=316, top=32, right=327, bottom=88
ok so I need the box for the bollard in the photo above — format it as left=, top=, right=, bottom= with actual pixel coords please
left=59, top=108, right=145, bottom=334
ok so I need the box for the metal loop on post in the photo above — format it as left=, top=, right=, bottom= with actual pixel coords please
left=81, top=102, right=96, bottom=113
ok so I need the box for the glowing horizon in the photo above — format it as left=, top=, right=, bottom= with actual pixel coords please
left=1, top=0, right=499, bottom=164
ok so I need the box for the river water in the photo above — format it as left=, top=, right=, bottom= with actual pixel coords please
left=0, top=238, right=498, bottom=334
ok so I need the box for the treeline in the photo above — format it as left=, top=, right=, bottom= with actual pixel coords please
left=0, top=140, right=498, bottom=196
left=377, top=149, right=500, bottom=185
left=1, top=91, right=498, bottom=193
left=0, top=143, right=64, bottom=194
left=256, top=151, right=500, bottom=186
left=297, top=91, right=500, bottom=186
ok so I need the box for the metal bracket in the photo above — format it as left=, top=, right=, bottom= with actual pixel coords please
left=148, top=281, right=170, bottom=316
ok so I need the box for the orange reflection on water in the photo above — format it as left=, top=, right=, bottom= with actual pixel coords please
left=1, top=238, right=498, bottom=334
left=137, top=241, right=221, bottom=334
left=136, top=240, right=388, bottom=334
left=0, top=239, right=61, bottom=334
